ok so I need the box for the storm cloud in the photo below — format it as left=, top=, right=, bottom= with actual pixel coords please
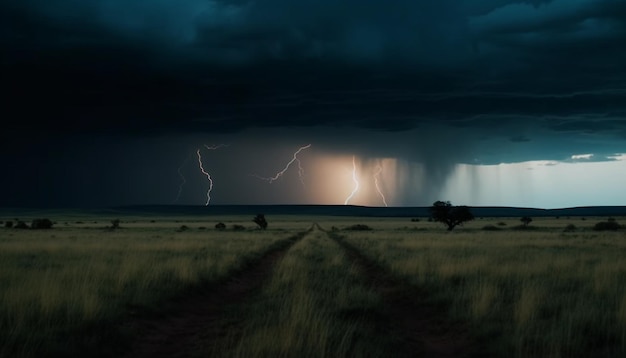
left=1, top=0, right=625, bottom=207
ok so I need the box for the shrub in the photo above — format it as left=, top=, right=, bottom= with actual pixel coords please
left=31, top=218, right=53, bottom=230
left=232, top=224, right=246, bottom=231
left=110, top=219, right=120, bottom=229
left=497, top=222, right=507, bottom=226
left=593, top=221, right=621, bottom=231
left=215, top=222, right=226, bottom=230
left=15, top=221, right=29, bottom=229
left=178, top=225, right=189, bottom=232
left=4, top=221, right=13, bottom=228
left=345, top=224, right=372, bottom=231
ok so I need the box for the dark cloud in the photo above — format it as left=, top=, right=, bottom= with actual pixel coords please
left=2, top=1, right=625, bottom=136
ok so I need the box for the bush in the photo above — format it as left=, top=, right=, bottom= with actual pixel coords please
left=345, top=224, right=372, bottom=231
left=15, top=221, right=29, bottom=229
left=31, top=218, right=53, bottom=230
left=410, top=218, right=420, bottom=222
left=178, top=225, right=189, bottom=232
left=4, top=221, right=13, bottom=228
left=215, top=222, right=226, bottom=230
left=232, top=224, right=246, bottom=231
left=497, top=222, right=507, bottom=226
left=593, top=221, right=621, bottom=231
left=110, top=219, right=121, bottom=230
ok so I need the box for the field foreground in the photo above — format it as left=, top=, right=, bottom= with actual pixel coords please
left=0, top=212, right=625, bottom=357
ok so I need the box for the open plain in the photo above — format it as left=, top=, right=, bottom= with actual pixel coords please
left=0, top=209, right=624, bottom=357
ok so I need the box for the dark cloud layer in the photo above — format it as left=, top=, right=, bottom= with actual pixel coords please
left=3, top=0, right=625, bottom=135
left=1, top=0, right=625, bottom=207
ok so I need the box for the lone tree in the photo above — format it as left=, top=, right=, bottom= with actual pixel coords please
left=429, top=201, right=474, bottom=231
left=253, top=214, right=268, bottom=230
left=520, top=216, right=533, bottom=226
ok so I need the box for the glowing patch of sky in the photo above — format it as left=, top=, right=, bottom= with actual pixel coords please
left=440, top=156, right=626, bottom=209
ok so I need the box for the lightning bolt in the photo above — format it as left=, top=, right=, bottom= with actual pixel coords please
left=373, top=164, right=388, bottom=207
left=173, top=153, right=192, bottom=204
left=344, top=156, right=360, bottom=205
left=196, top=149, right=213, bottom=206
left=196, top=144, right=227, bottom=206
left=253, top=144, right=312, bottom=186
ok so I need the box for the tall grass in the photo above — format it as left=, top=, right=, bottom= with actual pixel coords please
left=343, top=228, right=626, bottom=357
left=0, top=224, right=295, bottom=358
left=208, top=228, right=402, bottom=358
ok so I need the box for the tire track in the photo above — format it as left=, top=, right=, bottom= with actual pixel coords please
left=117, top=228, right=311, bottom=358
left=326, top=227, right=482, bottom=358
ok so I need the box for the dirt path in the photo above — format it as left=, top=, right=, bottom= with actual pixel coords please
left=118, top=229, right=309, bottom=358
left=117, top=224, right=479, bottom=358
left=325, top=228, right=482, bottom=358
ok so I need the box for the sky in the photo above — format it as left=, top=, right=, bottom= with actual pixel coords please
left=1, top=0, right=625, bottom=209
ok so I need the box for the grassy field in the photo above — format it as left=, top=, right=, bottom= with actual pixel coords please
left=0, top=214, right=309, bottom=357
left=0, top=212, right=624, bottom=357
left=338, top=216, right=626, bottom=357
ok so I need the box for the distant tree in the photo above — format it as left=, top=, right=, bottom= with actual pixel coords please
left=253, top=214, right=268, bottom=230
left=110, top=219, right=121, bottom=230
left=31, top=218, right=53, bottom=230
left=215, top=222, right=226, bottom=230
left=429, top=201, right=474, bottom=231
left=4, top=221, right=13, bottom=228
left=15, top=221, right=29, bottom=229
left=520, top=216, right=533, bottom=226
